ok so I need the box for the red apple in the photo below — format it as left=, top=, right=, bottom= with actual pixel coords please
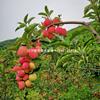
left=17, top=45, right=28, bottom=57
left=48, top=26, right=55, bottom=33
left=55, top=27, right=67, bottom=36
left=16, top=74, right=22, bottom=81
left=42, top=18, right=52, bottom=27
left=28, top=48, right=38, bottom=59
left=47, top=33, right=55, bottom=39
left=22, top=62, right=29, bottom=70
left=17, top=81, right=25, bottom=90
left=17, top=70, right=25, bottom=77
left=19, top=57, right=30, bottom=64
left=24, top=68, right=31, bottom=73
left=42, top=30, right=49, bottom=37
left=36, top=46, right=42, bottom=54
left=53, top=17, right=61, bottom=23
left=23, top=74, right=29, bottom=81
left=12, top=66, right=22, bottom=72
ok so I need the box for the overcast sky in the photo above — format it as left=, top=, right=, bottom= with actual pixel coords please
left=0, top=0, right=89, bottom=42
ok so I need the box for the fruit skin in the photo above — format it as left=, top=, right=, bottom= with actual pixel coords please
left=22, top=62, right=29, bottom=70
left=42, top=18, right=52, bottom=27
left=25, top=80, right=32, bottom=87
left=47, top=33, right=55, bottom=39
left=55, top=27, right=67, bottom=36
left=17, top=70, right=25, bottom=77
left=42, top=30, right=49, bottom=37
left=12, top=66, right=22, bottom=72
left=36, top=40, right=42, bottom=54
left=16, top=75, right=22, bottom=81
left=24, top=68, right=31, bottom=73
left=29, top=73, right=37, bottom=81
left=60, top=28, right=67, bottom=36
left=53, top=17, right=61, bottom=23
left=23, top=74, right=29, bottom=81
left=17, top=46, right=28, bottom=57
left=28, top=48, right=39, bottom=59
left=29, top=62, right=35, bottom=70
left=17, top=81, right=25, bottom=90
left=48, top=26, right=55, bottom=33
left=36, top=46, right=42, bottom=54
left=19, top=57, right=30, bottom=64
left=42, top=30, right=55, bottom=39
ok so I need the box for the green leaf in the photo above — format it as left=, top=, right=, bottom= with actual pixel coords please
left=24, top=14, right=28, bottom=23
left=30, top=23, right=39, bottom=29
left=45, top=6, right=49, bottom=14
left=56, top=55, right=68, bottom=67
left=47, top=41, right=68, bottom=47
left=84, top=12, right=95, bottom=19
left=28, top=17, right=35, bottom=24
left=15, top=27, right=21, bottom=31
left=38, top=12, right=47, bottom=16
left=49, top=10, right=53, bottom=16
left=15, top=23, right=26, bottom=31
left=84, top=0, right=100, bottom=24
left=24, top=23, right=38, bottom=33
left=83, top=38, right=94, bottom=47
left=18, top=22, right=25, bottom=25
left=84, top=4, right=92, bottom=15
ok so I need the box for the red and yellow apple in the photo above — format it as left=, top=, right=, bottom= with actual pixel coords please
left=25, top=80, right=32, bottom=87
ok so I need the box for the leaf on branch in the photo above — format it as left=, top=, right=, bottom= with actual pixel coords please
left=32, top=23, right=39, bottom=28
left=83, top=12, right=95, bottom=19
left=45, top=6, right=49, bottom=14
left=28, top=17, right=35, bottom=24
left=38, top=12, right=47, bottom=16
left=15, top=23, right=26, bottom=31
left=84, top=4, right=92, bottom=15
left=49, top=10, right=53, bottom=16
left=56, top=55, right=68, bottom=67
left=18, top=22, right=25, bottom=25
left=24, top=14, right=28, bottom=23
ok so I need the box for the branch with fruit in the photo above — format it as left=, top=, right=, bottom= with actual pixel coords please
left=10, top=5, right=100, bottom=90
left=48, top=21, right=100, bottom=43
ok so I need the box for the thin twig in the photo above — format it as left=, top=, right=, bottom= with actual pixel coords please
left=48, top=21, right=91, bottom=26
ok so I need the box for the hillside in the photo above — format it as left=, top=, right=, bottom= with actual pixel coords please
left=0, top=38, right=17, bottom=49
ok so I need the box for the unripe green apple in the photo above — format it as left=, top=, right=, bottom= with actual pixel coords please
left=29, top=73, right=37, bottom=81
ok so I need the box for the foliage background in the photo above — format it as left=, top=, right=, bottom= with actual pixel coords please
left=0, top=0, right=100, bottom=100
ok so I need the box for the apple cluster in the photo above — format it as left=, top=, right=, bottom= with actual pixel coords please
left=12, top=40, right=42, bottom=90
left=42, top=17, right=68, bottom=39
left=12, top=16, right=68, bottom=90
